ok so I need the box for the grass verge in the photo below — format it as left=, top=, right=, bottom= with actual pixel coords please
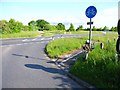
left=45, top=37, right=87, bottom=58
left=45, top=32, right=119, bottom=88
left=1, top=31, right=41, bottom=39
left=70, top=34, right=119, bottom=88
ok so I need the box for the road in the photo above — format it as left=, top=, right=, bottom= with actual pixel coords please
left=1, top=34, right=86, bottom=89
left=1, top=33, right=104, bottom=88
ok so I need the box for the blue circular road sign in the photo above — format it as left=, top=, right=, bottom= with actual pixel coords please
left=85, top=6, right=97, bottom=18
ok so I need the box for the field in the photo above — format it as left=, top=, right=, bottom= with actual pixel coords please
left=45, top=32, right=120, bottom=88
left=43, top=30, right=104, bottom=35
left=1, top=31, right=41, bottom=39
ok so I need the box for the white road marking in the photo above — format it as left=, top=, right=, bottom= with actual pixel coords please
left=41, top=38, right=44, bottom=40
left=45, top=38, right=52, bottom=40
left=1, top=40, right=50, bottom=47
left=15, top=44, right=23, bottom=46
left=22, top=39, right=28, bottom=42
left=31, top=38, right=37, bottom=41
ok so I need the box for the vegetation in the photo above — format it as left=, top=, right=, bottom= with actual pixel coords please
left=45, top=33, right=119, bottom=88
left=0, top=18, right=117, bottom=39
left=56, top=23, right=66, bottom=30
left=67, top=23, right=75, bottom=32
left=1, top=18, right=119, bottom=88
left=76, top=25, right=83, bottom=31
left=1, top=31, right=41, bottom=38
left=45, top=37, right=87, bottom=58
left=42, top=32, right=54, bottom=37
left=70, top=40, right=119, bottom=88
left=36, top=19, right=49, bottom=31
left=0, top=18, right=117, bottom=35
left=45, top=33, right=117, bottom=58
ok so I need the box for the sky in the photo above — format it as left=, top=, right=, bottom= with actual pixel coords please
left=0, top=0, right=119, bottom=29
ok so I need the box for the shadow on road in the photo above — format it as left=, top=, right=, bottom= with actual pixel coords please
left=12, top=53, right=46, bottom=60
left=24, top=64, right=65, bottom=75
left=24, top=64, right=82, bottom=88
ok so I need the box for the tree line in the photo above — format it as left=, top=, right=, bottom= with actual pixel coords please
left=0, top=18, right=117, bottom=34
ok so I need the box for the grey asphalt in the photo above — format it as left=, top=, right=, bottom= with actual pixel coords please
left=1, top=35, right=85, bottom=88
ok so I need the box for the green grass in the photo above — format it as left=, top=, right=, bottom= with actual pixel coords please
left=45, top=32, right=119, bottom=88
left=92, top=32, right=117, bottom=42
left=45, top=37, right=87, bottom=58
left=70, top=34, right=120, bottom=88
left=42, top=32, right=55, bottom=37
left=43, top=30, right=116, bottom=35
left=66, top=31, right=104, bottom=34
left=1, top=31, right=41, bottom=39
left=45, top=32, right=117, bottom=58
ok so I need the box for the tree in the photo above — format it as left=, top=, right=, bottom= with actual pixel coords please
left=9, top=18, right=23, bottom=33
left=36, top=19, right=49, bottom=30
left=67, top=23, right=75, bottom=31
left=111, top=27, right=117, bottom=31
left=28, top=20, right=36, bottom=26
left=76, top=25, right=83, bottom=31
left=44, top=24, right=57, bottom=31
left=28, top=20, right=38, bottom=31
left=97, top=27, right=103, bottom=31
left=56, top=23, right=65, bottom=30
left=92, top=26, right=97, bottom=31
left=102, top=26, right=109, bottom=31
left=23, top=25, right=29, bottom=31
left=0, top=20, right=11, bottom=34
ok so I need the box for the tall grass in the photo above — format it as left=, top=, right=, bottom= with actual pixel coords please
left=1, top=31, right=41, bottom=39
left=45, top=32, right=119, bottom=88
left=70, top=37, right=120, bottom=88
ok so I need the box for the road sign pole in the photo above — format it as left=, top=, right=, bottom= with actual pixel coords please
left=89, top=18, right=92, bottom=49
left=85, top=6, right=97, bottom=50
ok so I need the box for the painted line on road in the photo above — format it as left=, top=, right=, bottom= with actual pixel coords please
left=41, top=38, right=45, bottom=40
left=31, top=38, right=37, bottom=41
left=1, top=44, right=14, bottom=47
left=22, top=39, right=28, bottom=42
left=1, top=41, right=50, bottom=47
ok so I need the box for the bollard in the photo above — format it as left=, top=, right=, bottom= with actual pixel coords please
left=114, top=38, right=116, bottom=42
left=100, top=43, right=104, bottom=49
left=97, top=40, right=100, bottom=42
left=108, top=40, right=110, bottom=43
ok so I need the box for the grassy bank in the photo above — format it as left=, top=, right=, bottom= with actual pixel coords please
left=70, top=41, right=120, bottom=88
left=45, top=37, right=87, bottom=58
left=69, top=33, right=119, bottom=88
left=1, top=31, right=41, bottom=39
left=45, top=33, right=119, bottom=88
left=43, top=31, right=104, bottom=35
left=45, top=32, right=117, bottom=58
left=42, top=32, right=54, bottom=37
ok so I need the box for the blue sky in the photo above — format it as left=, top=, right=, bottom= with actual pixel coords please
left=0, top=0, right=119, bottom=29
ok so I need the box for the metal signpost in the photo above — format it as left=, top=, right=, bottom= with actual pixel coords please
left=85, top=6, right=97, bottom=49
